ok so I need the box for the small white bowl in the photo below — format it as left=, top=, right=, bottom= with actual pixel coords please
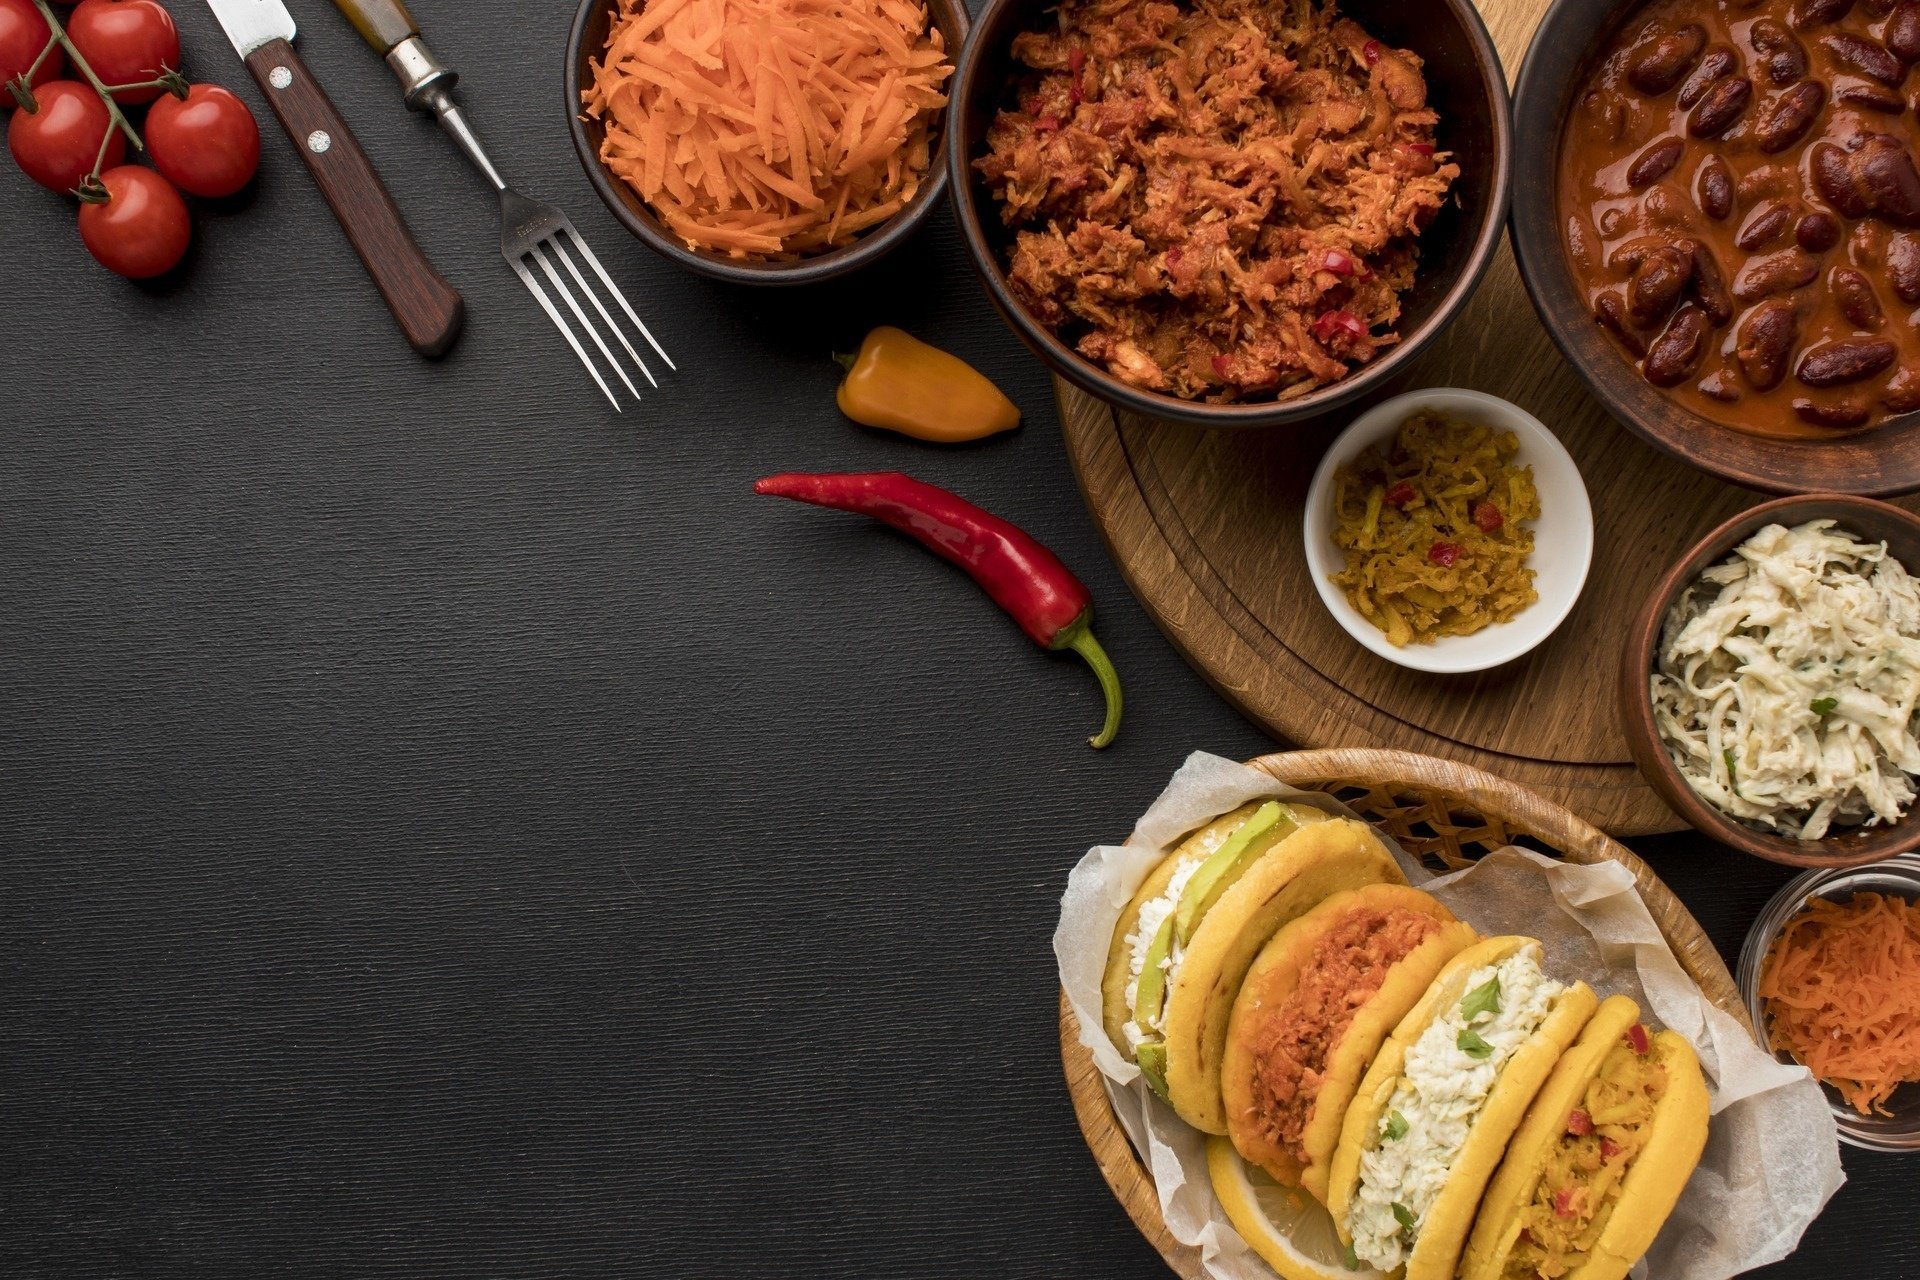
left=1302, top=388, right=1594, bottom=674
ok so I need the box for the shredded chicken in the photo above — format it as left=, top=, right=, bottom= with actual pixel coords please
left=1651, top=520, right=1920, bottom=840
left=973, top=0, right=1457, bottom=401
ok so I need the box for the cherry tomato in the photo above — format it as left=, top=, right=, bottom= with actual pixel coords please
left=8, top=79, right=123, bottom=192
left=78, top=164, right=189, bottom=278
left=146, top=83, right=259, bottom=197
left=0, top=0, right=64, bottom=108
left=67, top=0, right=179, bottom=104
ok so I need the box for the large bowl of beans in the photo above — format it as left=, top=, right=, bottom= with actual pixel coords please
left=1512, top=0, right=1920, bottom=496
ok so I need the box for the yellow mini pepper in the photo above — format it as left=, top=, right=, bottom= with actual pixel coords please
left=834, top=326, right=1022, bottom=443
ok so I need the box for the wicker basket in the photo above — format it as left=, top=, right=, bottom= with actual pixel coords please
left=1059, top=748, right=1744, bottom=1280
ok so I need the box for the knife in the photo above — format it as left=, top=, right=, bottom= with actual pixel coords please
left=206, top=0, right=463, bottom=357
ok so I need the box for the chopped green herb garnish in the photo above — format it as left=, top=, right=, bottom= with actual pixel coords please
left=1391, top=1201, right=1417, bottom=1233
left=1345, top=1241, right=1360, bottom=1271
left=1724, top=748, right=1740, bottom=797
left=1384, top=1109, right=1409, bottom=1141
left=1810, top=697, right=1838, bottom=716
left=1458, top=1027, right=1494, bottom=1059
left=1460, top=976, right=1502, bottom=1022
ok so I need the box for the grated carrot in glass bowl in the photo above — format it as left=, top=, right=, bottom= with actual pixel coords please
left=581, top=0, right=952, bottom=260
left=1759, top=891, right=1920, bottom=1117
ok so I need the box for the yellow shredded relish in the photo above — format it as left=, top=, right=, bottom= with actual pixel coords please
left=1329, top=411, right=1540, bottom=647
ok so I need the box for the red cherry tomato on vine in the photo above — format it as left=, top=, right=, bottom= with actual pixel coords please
left=79, top=164, right=190, bottom=278
left=0, top=0, right=64, bottom=108
left=146, top=83, right=259, bottom=197
left=8, top=79, right=123, bottom=191
left=67, top=0, right=179, bottom=104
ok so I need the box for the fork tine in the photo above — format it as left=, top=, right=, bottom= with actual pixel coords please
left=532, top=243, right=639, bottom=402
left=563, top=227, right=677, bottom=371
left=512, top=256, right=620, bottom=412
left=550, top=236, right=657, bottom=389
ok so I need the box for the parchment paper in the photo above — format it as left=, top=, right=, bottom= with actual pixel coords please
left=1054, top=751, right=1843, bottom=1280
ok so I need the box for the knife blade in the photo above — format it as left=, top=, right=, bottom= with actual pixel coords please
left=207, top=0, right=462, bottom=357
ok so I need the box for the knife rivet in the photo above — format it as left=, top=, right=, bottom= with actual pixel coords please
left=307, top=130, right=332, bottom=154
left=268, top=65, right=292, bottom=90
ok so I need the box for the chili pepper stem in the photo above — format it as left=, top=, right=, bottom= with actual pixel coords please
left=832, top=351, right=858, bottom=373
left=1057, top=615, right=1123, bottom=749
left=30, top=0, right=144, bottom=154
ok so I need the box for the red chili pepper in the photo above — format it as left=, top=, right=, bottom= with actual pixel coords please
left=1625, top=1023, right=1650, bottom=1054
left=1313, top=248, right=1363, bottom=277
left=1311, top=309, right=1368, bottom=344
left=1473, top=501, right=1504, bottom=533
left=1384, top=482, right=1416, bottom=508
left=1211, top=354, right=1234, bottom=379
left=753, top=472, right=1123, bottom=748
left=1428, top=541, right=1462, bottom=567
left=1362, top=39, right=1384, bottom=65
left=1566, top=1109, right=1593, bottom=1136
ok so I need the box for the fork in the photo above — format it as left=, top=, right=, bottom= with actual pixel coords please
left=332, top=0, right=673, bottom=410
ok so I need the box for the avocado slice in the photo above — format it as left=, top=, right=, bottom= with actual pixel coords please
left=1171, top=801, right=1296, bottom=945
left=1136, top=1040, right=1171, bottom=1100
left=1131, top=912, right=1178, bottom=1033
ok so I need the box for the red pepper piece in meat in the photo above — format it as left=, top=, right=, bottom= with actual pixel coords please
left=1554, top=1188, right=1583, bottom=1218
left=1384, top=482, right=1416, bottom=508
left=1068, top=47, right=1085, bottom=104
left=1428, top=541, right=1462, bottom=567
left=1600, top=1137, right=1622, bottom=1158
left=1034, top=114, right=1061, bottom=132
left=1211, top=354, right=1234, bottom=380
left=1312, top=309, right=1368, bottom=344
left=1473, top=501, right=1504, bottom=533
left=1566, top=1108, right=1594, bottom=1136
left=1314, top=248, right=1365, bottom=277
left=1626, top=1024, right=1650, bottom=1054
left=1363, top=38, right=1383, bottom=65
left=753, top=471, right=1124, bottom=748
left=1406, top=142, right=1435, bottom=156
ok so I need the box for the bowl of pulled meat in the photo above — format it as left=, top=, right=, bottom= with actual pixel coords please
left=947, top=0, right=1510, bottom=425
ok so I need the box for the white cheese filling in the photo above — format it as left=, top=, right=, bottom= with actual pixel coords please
left=1121, top=854, right=1202, bottom=1051
left=1347, top=944, right=1565, bottom=1272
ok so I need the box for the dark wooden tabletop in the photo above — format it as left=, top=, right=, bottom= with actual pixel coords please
left=2, top=2, right=1911, bottom=1276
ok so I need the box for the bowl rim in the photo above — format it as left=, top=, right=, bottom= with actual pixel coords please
left=1618, top=493, right=1920, bottom=868
left=1735, top=852, right=1920, bottom=1151
left=1508, top=0, right=1920, bottom=497
left=562, top=0, right=968, bottom=287
left=943, top=0, right=1515, bottom=428
left=1301, top=387, right=1596, bottom=673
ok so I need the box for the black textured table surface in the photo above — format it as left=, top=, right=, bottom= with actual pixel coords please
left=2, top=2, right=1911, bottom=1276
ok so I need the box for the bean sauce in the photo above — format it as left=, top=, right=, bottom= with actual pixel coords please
left=1561, top=0, right=1920, bottom=437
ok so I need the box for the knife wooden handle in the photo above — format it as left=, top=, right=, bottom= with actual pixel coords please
left=244, top=38, right=463, bottom=358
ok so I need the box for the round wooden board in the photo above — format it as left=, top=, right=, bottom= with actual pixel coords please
left=1059, top=748, right=1748, bottom=1280
left=1053, top=0, right=1920, bottom=837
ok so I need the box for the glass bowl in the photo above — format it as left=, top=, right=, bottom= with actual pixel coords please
left=1737, top=854, right=1920, bottom=1152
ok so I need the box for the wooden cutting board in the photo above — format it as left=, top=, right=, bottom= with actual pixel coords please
left=1056, top=0, right=1920, bottom=837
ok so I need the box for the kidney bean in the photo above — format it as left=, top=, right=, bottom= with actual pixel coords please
left=1869, top=0, right=1899, bottom=15
left=1630, top=245, right=1695, bottom=324
left=1837, top=82, right=1907, bottom=111
left=1688, top=76, right=1753, bottom=136
left=1698, top=370, right=1743, bottom=400
left=1599, top=207, right=1628, bottom=237
left=1628, top=25, right=1709, bottom=93
left=1681, top=239, right=1736, bottom=322
left=1736, top=200, right=1795, bottom=250
left=1791, top=0, right=1857, bottom=29
left=1627, top=137, right=1687, bottom=187
left=1734, top=248, right=1821, bottom=299
left=1797, top=210, right=1843, bottom=250
left=1736, top=300, right=1800, bottom=389
left=1794, top=396, right=1873, bottom=426
left=1750, top=18, right=1810, bottom=83
left=1856, top=134, right=1920, bottom=224
left=1811, top=141, right=1873, bottom=216
left=1595, top=291, right=1651, bottom=356
left=1886, top=369, right=1920, bottom=412
left=1696, top=157, right=1736, bottom=220
left=1644, top=306, right=1712, bottom=385
left=1678, top=46, right=1739, bottom=106
left=1890, top=231, right=1920, bottom=300
left=1821, top=32, right=1908, bottom=84
left=1797, top=338, right=1900, bottom=384
left=1854, top=218, right=1892, bottom=263
left=1608, top=235, right=1673, bottom=271
left=1753, top=81, right=1828, bottom=151
left=1832, top=266, right=1887, bottom=327
left=1891, top=0, right=1920, bottom=62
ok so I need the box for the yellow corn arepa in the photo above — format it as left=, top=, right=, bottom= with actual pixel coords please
left=1326, top=936, right=1598, bottom=1280
left=1162, top=818, right=1405, bottom=1134
left=1221, top=884, right=1477, bottom=1202
left=1460, top=995, right=1709, bottom=1280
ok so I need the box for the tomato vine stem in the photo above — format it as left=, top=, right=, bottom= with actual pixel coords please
left=28, top=0, right=145, bottom=163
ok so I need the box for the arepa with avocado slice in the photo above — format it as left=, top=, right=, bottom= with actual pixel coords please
left=1327, top=936, right=1598, bottom=1280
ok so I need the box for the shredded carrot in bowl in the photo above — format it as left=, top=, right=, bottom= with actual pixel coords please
left=581, top=0, right=951, bottom=260
left=1758, top=891, right=1920, bottom=1116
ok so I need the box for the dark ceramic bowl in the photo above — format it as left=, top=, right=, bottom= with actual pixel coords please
left=1621, top=494, right=1920, bottom=868
left=1511, top=0, right=1920, bottom=497
left=564, top=0, right=968, bottom=286
left=945, top=0, right=1511, bottom=428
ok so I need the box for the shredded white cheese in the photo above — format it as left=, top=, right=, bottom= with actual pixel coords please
left=1121, top=855, right=1202, bottom=1050
left=1651, top=520, right=1920, bottom=840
